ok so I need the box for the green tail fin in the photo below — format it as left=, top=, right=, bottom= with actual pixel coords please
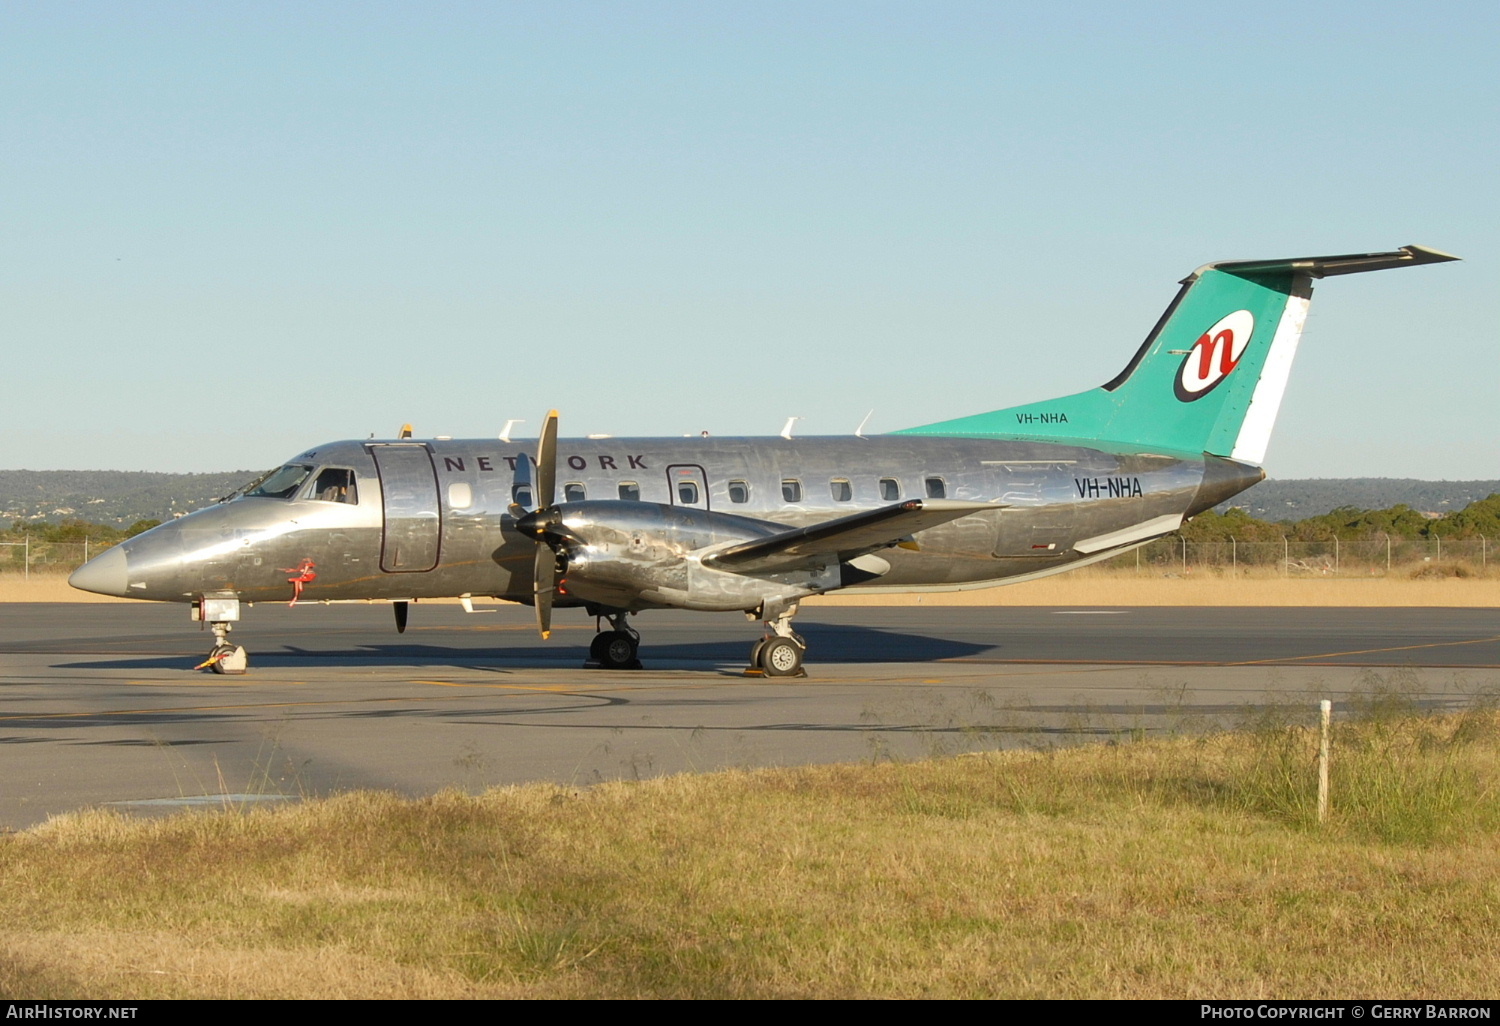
left=895, top=245, right=1457, bottom=464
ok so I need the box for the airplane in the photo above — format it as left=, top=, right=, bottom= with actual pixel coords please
left=69, top=244, right=1459, bottom=676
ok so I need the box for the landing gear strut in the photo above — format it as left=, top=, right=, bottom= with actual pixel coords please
left=586, top=611, right=642, bottom=670
left=198, top=621, right=248, bottom=675
left=748, top=603, right=806, bottom=678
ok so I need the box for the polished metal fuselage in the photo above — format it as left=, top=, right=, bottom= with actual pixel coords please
left=101, top=435, right=1260, bottom=608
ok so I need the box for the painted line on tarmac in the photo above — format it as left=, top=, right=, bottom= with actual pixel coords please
left=0, top=687, right=623, bottom=724
left=1227, top=634, right=1500, bottom=665
left=942, top=634, right=1500, bottom=669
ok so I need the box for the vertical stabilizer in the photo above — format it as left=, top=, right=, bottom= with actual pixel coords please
left=896, top=245, right=1458, bottom=463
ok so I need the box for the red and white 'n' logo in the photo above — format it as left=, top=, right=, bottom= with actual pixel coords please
left=1175, top=310, right=1254, bottom=402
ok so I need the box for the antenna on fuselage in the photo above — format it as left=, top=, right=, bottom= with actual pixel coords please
left=500, top=419, right=524, bottom=443
left=399, top=423, right=413, bottom=439
left=855, top=409, right=874, bottom=438
left=781, top=416, right=801, bottom=440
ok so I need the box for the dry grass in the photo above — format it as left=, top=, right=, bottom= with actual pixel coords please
left=0, top=576, right=135, bottom=602
left=4, top=700, right=1500, bottom=999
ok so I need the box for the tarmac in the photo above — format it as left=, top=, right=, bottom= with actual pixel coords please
left=2, top=601, right=1497, bottom=830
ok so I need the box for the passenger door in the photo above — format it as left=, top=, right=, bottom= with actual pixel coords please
left=369, top=444, right=442, bottom=572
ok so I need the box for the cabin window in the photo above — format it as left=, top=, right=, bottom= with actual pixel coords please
left=310, top=468, right=358, bottom=504
left=830, top=478, right=852, bottom=502
left=728, top=480, right=750, bottom=503
left=447, top=482, right=472, bottom=509
left=879, top=477, right=901, bottom=501
left=618, top=481, right=640, bottom=501
left=564, top=482, right=587, bottom=502
left=512, top=483, right=533, bottom=507
left=678, top=481, right=699, bottom=504
left=925, top=477, right=947, bottom=499
left=782, top=479, right=802, bottom=503
left=248, top=464, right=313, bottom=500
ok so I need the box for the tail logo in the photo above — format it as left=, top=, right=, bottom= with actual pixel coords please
left=1175, top=310, right=1254, bottom=402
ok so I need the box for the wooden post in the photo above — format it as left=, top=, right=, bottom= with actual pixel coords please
left=1318, top=699, right=1332, bottom=824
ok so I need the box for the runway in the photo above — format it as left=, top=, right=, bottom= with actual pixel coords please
left=2, top=601, right=1497, bottom=830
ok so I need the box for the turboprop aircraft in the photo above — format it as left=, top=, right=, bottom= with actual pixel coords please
left=70, top=244, right=1458, bottom=676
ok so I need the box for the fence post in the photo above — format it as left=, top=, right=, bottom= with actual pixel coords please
left=1318, top=699, right=1332, bottom=824
left=1282, top=536, right=1289, bottom=577
left=1181, top=535, right=1187, bottom=574
left=84, top=537, right=89, bottom=564
left=1383, top=531, right=1391, bottom=574
left=1231, top=536, right=1237, bottom=575
left=1483, top=535, right=1488, bottom=570
left=1333, top=535, right=1339, bottom=576
left=24, top=535, right=29, bottom=581
left=1435, top=531, right=1441, bottom=563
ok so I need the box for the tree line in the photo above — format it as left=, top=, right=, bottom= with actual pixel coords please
left=1184, top=494, right=1500, bottom=544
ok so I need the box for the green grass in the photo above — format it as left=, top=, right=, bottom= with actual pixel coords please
left=3, top=694, right=1499, bottom=999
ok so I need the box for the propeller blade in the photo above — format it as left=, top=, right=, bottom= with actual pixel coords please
left=534, top=543, right=555, bottom=639
left=536, top=409, right=558, bottom=511
left=393, top=601, right=409, bottom=634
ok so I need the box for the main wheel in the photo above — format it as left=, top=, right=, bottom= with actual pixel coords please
left=759, top=637, right=803, bottom=677
left=599, top=630, right=639, bottom=669
left=748, top=638, right=767, bottom=669
left=589, top=633, right=609, bottom=662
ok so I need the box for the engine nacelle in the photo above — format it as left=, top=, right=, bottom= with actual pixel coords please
left=547, top=501, right=853, bottom=613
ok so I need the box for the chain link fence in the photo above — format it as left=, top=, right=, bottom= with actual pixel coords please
left=0, top=540, right=111, bottom=578
left=1102, top=536, right=1491, bottom=577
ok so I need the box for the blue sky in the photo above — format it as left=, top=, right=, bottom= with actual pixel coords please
left=2, top=1, right=1494, bottom=477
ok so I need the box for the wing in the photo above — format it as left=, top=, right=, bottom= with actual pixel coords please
left=702, top=499, right=1001, bottom=574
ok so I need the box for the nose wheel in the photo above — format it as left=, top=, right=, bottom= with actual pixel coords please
left=586, top=612, right=643, bottom=670
left=196, top=621, right=249, bottom=675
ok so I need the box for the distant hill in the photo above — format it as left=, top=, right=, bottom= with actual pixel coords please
left=1217, top=479, right=1500, bottom=520
left=0, top=470, right=257, bottom=527
left=4, top=469, right=1498, bottom=527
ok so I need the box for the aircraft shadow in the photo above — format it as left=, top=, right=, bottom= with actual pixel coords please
left=54, top=623, right=994, bottom=672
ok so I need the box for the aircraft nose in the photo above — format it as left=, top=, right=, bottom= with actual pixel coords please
left=69, top=545, right=129, bottom=597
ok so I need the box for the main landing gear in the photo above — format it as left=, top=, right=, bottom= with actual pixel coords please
left=586, top=611, right=643, bottom=670
left=197, top=621, right=248, bottom=675
left=747, top=605, right=807, bottom=678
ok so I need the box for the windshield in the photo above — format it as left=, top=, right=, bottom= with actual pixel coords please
left=245, top=464, right=314, bottom=500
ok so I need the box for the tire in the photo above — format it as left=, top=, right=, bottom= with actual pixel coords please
left=748, top=639, right=766, bottom=669
left=599, top=631, right=638, bottom=669
left=210, top=645, right=248, bottom=675
left=589, top=633, right=609, bottom=661
left=759, top=637, right=803, bottom=677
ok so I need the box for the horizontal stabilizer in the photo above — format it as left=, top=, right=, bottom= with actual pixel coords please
left=1200, top=245, right=1459, bottom=280
left=704, top=499, right=1000, bottom=574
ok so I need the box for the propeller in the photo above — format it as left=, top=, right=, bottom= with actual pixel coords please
left=512, top=410, right=564, bottom=639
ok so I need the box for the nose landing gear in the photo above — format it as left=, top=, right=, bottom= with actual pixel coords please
left=196, top=621, right=249, bottom=675
left=193, top=596, right=248, bottom=675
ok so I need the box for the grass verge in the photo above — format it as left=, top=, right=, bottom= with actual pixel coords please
left=4, top=693, right=1499, bottom=999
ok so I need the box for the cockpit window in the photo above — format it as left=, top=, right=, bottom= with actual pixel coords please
left=311, top=468, right=358, bottom=504
left=247, top=464, right=313, bottom=499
